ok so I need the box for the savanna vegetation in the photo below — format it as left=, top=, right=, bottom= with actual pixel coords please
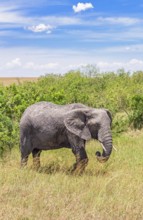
left=1, top=67, right=143, bottom=219
left=0, top=77, right=38, bottom=86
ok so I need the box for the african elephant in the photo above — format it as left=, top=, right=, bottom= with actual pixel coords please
left=20, top=102, right=113, bottom=173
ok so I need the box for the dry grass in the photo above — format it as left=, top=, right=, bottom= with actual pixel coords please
left=0, top=133, right=143, bottom=220
left=0, top=77, right=38, bottom=86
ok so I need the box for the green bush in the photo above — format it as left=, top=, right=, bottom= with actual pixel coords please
left=129, top=95, right=143, bottom=129
left=0, top=113, right=18, bottom=157
left=112, top=113, right=129, bottom=135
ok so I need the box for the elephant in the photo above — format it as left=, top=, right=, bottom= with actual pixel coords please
left=20, top=102, right=113, bottom=173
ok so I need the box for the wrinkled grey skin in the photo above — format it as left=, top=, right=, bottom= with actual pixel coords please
left=20, top=102, right=113, bottom=173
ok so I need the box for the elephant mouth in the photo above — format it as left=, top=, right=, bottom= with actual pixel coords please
left=95, top=142, right=110, bottom=163
left=96, top=151, right=109, bottom=163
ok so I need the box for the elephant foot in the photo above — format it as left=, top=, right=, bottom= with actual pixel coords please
left=33, top=157, right=41, bottom=171
left=71, top=158, right=88, bottom=175
left=20, top=157, right=28, bottom=168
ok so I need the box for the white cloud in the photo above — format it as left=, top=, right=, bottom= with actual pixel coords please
left=97, top=17, right=141, bottom=26
left=96, top=59, right=143, bottom=72
left=0, top=9, right=81, bottom=32
left=127, top=59, right=143, bottom=70
left=0, top=11, right=23, bottom=24
left=27, top=24, right=54, bottom=33
left=25, top=62, right=58, bottom=70
left=68, top=25, right=143, bottom=43
left=6, top=58, right=58, bottom=70
left=0, top=3, right=81, bottom=31
left=0, top=0, right=69, bottom=9
left=0, top=47, right=143, bottom=77
left=0, top=4, right=33, bottom=26
left=73, top=2, right=94, bottom=13
left=42, top=16, right=81, bottom=26
left=6, top=58, right=22, bottom=68
left=102, top=44, right=143, bottom=54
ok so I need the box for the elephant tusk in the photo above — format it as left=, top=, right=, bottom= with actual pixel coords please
left=100, top=143, right=107, bottom=152
left=100, top=143, right=117, bottom=152
left=113, top=145, right=117, bottom=151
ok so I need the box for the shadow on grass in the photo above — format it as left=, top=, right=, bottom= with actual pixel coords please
left=37, top=162, right=110, bottom=177
left=85, top=169, right=110, bottom=177
left=38, top=162, right=70, bottom=175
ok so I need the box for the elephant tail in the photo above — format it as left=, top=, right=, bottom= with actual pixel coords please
left=20, top=123, right=33, bottom=158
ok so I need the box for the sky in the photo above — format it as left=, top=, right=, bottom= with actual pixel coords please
left=0, top=0, right=143, bottom=77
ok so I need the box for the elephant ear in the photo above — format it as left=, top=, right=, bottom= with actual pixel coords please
left=64, top=110, right=91, bottom=141
left=105, top=109, right=112, bottom=125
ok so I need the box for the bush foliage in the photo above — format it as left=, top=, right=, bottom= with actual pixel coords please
left=0, top=68, right=143, bottom=156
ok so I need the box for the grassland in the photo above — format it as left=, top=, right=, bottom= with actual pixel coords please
left=0, top=131, right=143, bottom=220
left=0, top=77, right=38, bottom=86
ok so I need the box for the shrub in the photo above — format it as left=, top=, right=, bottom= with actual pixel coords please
left=0, top=113, right=18, bottom=157
left=129, top=95, right=143, bottom=129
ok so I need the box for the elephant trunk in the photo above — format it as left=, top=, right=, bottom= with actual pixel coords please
left=96, top=127, right=113, bottom=163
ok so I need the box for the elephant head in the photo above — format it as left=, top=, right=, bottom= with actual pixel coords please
left=64, top=108, right=113, bottom=163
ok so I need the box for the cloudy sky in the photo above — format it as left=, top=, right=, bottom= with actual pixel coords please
left=0, top=0, right=143, bottom=76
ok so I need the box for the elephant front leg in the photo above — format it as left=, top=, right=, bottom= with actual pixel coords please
left=72, top=147, right=88, bottom=175
left=32, top=149, right=42, bottom=170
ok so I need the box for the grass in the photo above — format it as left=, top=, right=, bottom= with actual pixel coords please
left=0, top=77, right=38, bottom=86
left=0, top=132, right=143, bottom=220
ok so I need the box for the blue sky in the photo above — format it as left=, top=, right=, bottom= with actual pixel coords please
left=0, top=0, right=143, bottom=76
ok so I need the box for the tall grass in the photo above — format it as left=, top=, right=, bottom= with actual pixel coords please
left=0, top=131, right=143, bottom=220
left=0, top=77, right=38, bottom=86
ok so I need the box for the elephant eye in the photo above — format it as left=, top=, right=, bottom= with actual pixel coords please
left=88, top=121, right=100, bottom=130
left=95, top=123, right=100, bottom=130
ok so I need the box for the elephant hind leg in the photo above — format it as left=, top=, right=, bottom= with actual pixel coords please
left=20, top=147, right=31, bottom=168
left=21, top=155, right=29, bottom=168
left=32, top=148, right=42, bottom=170
left=20, top=135, right=32, bottom=168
